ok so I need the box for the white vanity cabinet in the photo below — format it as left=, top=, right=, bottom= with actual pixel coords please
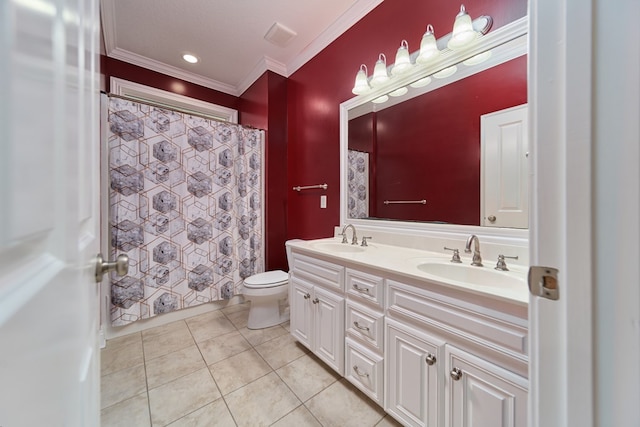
left=385, top=278, right=528, bottom=427
left=286, top=241, right=529, bottom=427
left=344, top=268, right=386, bottom=405
left=289, top=251, right=345, bottom=375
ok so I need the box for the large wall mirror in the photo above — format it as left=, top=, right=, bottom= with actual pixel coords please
left=340, top=16, right=529, bottom=239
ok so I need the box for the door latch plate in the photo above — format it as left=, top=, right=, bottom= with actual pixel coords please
left=528, top=266, right=559, bottom=300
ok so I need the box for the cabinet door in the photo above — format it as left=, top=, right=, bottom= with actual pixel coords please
left=445, top=346, right=527, bottom=427
left=313, top=286, right=345, bottom=375
left=385, top=318, right=444, bottom=427
left=290, top=276, right=313, bottom=350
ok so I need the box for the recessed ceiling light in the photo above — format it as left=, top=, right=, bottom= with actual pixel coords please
left=182, top=53, right=198, bottom=64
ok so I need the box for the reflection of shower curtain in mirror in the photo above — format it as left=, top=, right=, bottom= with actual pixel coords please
left=347, top=150, right=369, bottom=218
left=107, top=96, right=263, bottom=326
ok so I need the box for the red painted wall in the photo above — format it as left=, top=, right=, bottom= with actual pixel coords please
left=286, top=0, right=528, bottom=240
left=239, top=72, right=289, bottom=271
left=375, top=56, right=527, bottom=225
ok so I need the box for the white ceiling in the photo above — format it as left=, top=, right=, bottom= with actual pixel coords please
left=101, top=0, right=383, bottom=97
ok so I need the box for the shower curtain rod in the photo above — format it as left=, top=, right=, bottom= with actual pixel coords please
left=103, top=91, right=265, bottom=131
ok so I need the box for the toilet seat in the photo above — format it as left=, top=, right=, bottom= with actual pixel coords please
left=243, top=270, right=288, bottom=289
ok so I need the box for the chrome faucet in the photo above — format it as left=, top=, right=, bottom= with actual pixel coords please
left=465, top=234, right=483, bottom=267
left=341, top=224, right=358, bottom=245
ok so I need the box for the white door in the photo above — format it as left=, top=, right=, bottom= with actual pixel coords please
left=481, top=104, right=528, bottom=228
left=0, top=0, right=102, bottom=426
left=289, top=276, right=313, bottom=349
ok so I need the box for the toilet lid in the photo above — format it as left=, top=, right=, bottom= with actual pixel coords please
left=244, top=270, right=288, bottom=288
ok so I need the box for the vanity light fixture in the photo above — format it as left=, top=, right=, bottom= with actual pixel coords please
left=388, top=87, right=408, bottom=97
left=352, top=64, right=371, bottom=95
left=447, top=5, right=478, bottom=51
left=371, top=94, right=389, bottom=104
left=416, top=25, right=440, bottom=64
left=182, top=53, right=199, bottom=64
left=433, top=65, right=458, bottom=79
left=391, top=40, right=412, bottom=75
left=370, top=53, right=390, bottom=87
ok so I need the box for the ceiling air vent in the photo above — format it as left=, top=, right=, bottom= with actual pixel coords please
left=264, top=22, right=297, bottom=47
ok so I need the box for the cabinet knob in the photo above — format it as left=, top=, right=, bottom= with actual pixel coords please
left=312, top=298, right=320, bottom=304
left=303, top=293, right=311, bottom=299
left=488, top=215, right=497, bottom=222
left=450, top=367, right=463, bottom=381
left=425, top=353, right=437, bottom=366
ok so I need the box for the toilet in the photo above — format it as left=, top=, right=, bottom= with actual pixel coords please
left=242, top=270, right=290, bottom=329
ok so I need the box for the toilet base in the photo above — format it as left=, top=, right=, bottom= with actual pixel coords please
left=247, top=299, right=289, bottom=329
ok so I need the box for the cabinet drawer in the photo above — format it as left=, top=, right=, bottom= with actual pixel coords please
left=345, top=337, right=384, bottom=406
left=387, top=280, right=528, bottom=358
left=346, top=299, right=384, bottom=352
left=346, top=268, right=384, bottom=308
left=290, top=251, right=344, bottom=292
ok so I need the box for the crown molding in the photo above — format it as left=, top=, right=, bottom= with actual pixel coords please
left=107, top=48, right=239, bottom=96
left=101, top=0, right=384, bottom=98
left=237, top=56, right=288, bottom=95
left=286, top=0, right=384, bottom=75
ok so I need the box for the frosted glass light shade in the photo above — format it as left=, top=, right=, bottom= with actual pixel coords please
left=416, top=25, right=440, bottom=64
left=447, top=5, right=478, bottom=50
left=392, top=40, right=412, bottom=75
left=370, top=53, right=390, bottom=87
left=352, top=64, right=371, bottom=95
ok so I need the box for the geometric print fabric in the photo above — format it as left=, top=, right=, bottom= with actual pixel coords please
left=108, top=96, right=264, bottom=326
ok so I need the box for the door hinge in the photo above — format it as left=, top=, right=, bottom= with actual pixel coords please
left=528, top=266, right=559, bottom=300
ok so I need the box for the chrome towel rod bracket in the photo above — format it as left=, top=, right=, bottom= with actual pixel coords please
left=383, top=199, right=427, bottom=205
left=293, top=183, right=328, bottom=191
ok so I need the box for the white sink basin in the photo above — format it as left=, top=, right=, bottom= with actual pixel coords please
left=416, top=262, right=525, bottom=288
left=310, top=242, right=367, bottom=253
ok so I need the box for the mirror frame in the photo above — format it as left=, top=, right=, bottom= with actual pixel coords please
left=339, top=16, right=529, bottom=243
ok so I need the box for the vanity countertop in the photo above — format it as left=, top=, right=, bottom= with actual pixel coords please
left=286, top=237, right=529, bottom=306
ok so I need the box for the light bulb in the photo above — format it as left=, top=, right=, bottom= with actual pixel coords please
left=371, top=95, right=389, bottom=104
left=389, top=87, right=408, bottom=97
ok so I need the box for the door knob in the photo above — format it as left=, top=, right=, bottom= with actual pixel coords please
left=95, top=253, right=129, bottom=282
left=488, top=215, right=497, bottom=222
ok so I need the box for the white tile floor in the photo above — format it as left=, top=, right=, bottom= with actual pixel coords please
left=100, top=302, right=402, bottom=427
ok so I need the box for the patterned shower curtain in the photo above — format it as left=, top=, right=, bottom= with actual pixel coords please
left=347, top=149, right=369, bottom=219
left=107, top=96, right=264, bottom=327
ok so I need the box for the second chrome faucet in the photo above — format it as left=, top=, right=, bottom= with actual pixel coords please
left=465, top=234, right=483, bottom=267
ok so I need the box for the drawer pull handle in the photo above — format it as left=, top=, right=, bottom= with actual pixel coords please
left=303, top=293, right=311, bottom=299
left=450, top=367, right=463, bottom=381
left=425, top=353, right=437, bottom=366
left=352, top=284, right=370, bottom=293
left=353, top=365, right=369, bottom=377
left=353, top=321, right=370, bottom=332
left=312, top=298, right=320, bottom=304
